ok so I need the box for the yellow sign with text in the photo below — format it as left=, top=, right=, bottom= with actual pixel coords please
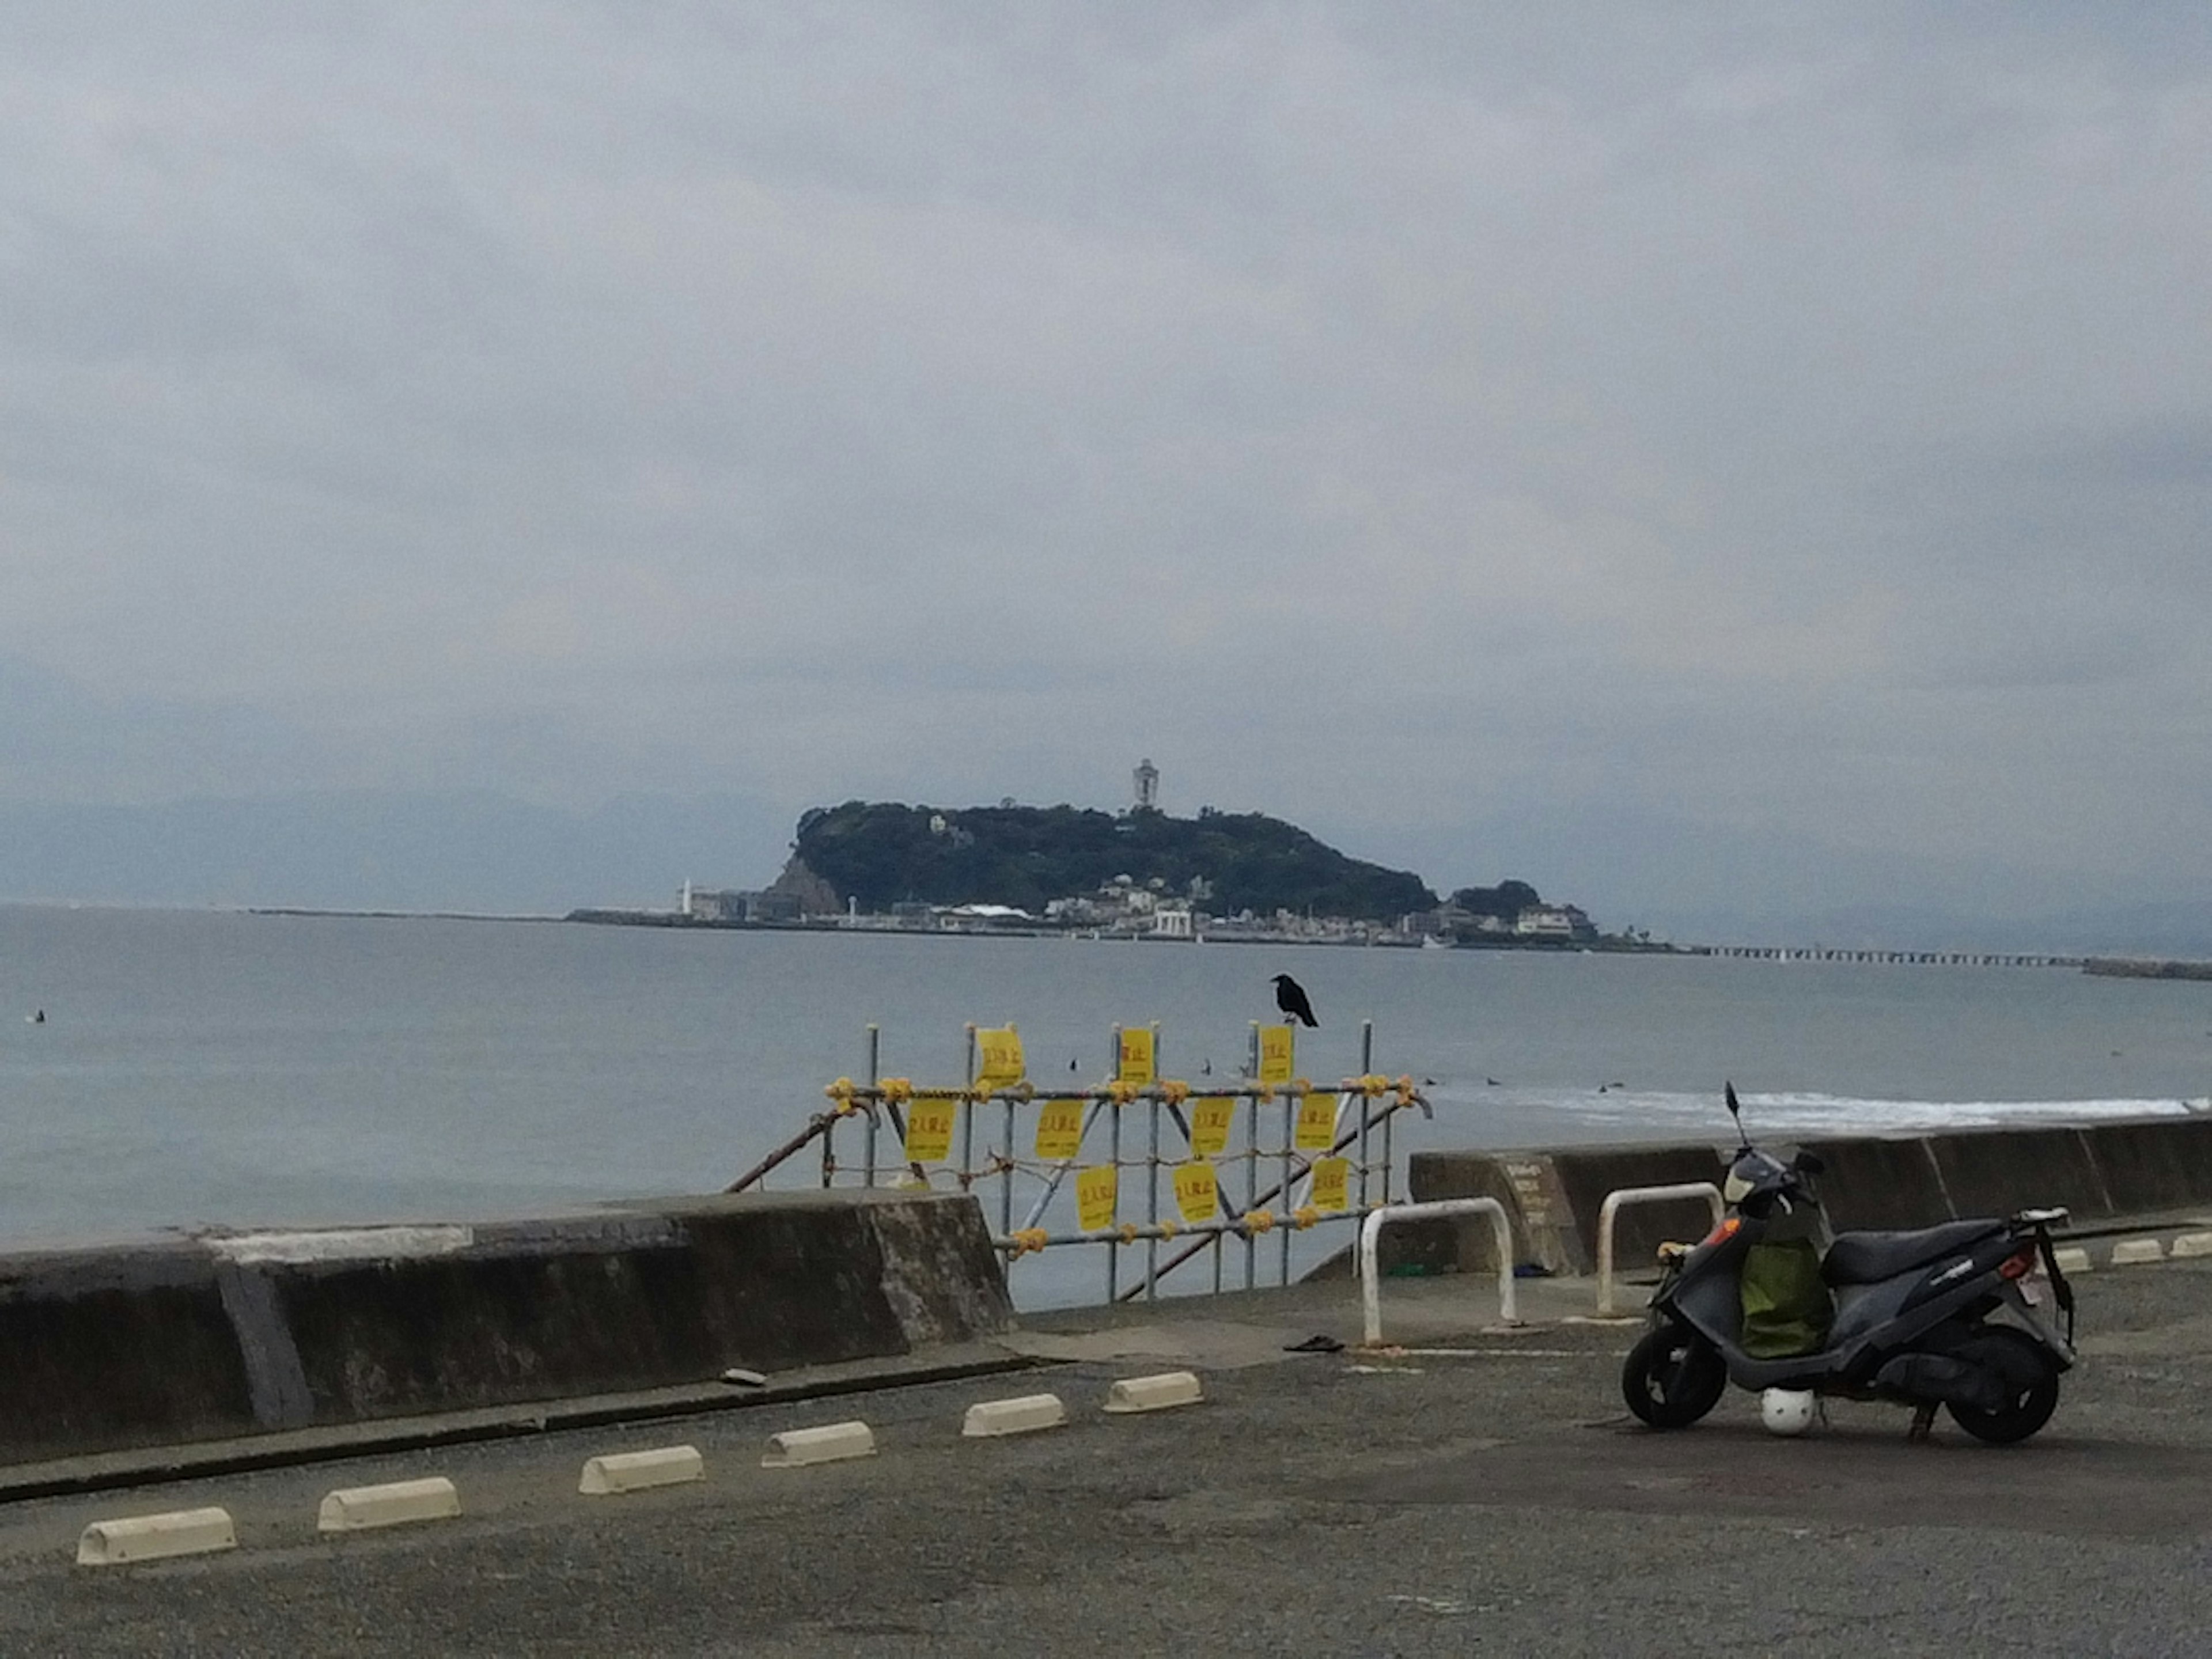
left=1075, top=1165, right=1118, bottom=1232
left=1257, top=1025, right=1295, bottom=1086
left=1309, top=1156, right=1350, bottom=1212
left=904, top=1093, right=960, bottom=1164
left=1295, top=1089, right=1338, bottom=1152
left=1190, top=1095, right=1236, bottom=1158
left=1035, top=1097, right=1084, bottom=1161
left=1172, top=1161, right=1219, bottom=1225
left=975, top=1027, right=1026, bottom=1091
left=1116, top=1026, right=1156, bottom=1085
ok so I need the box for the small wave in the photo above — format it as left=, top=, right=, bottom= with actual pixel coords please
left=1735, top=1092, right=2205, bottom=1130
left=1426, top=1085, right=2206, bottom=1137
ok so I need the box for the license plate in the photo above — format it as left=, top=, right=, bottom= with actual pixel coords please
left=2020, top=1277, right=2043, bottom=1306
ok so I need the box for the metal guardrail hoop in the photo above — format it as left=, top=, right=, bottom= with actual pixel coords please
left=1594, top=1181, right=1725, bottom=1316
left=1359, top=1199, right=1518, bottom=1344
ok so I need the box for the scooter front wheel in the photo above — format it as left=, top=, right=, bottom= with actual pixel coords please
left=1622, top=1325, right=1727, bottom=1429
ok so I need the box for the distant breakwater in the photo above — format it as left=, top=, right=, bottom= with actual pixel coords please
left=1698, top=948, right=2212, bottom=977
left=2083, top=957, right=2212, bottom=982
left=1692, top=945, right=2083, bottom=968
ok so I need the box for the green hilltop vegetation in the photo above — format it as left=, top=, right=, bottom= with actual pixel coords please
left=789, top=801, right=1441, bottom=922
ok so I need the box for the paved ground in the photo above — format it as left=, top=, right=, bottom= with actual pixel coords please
left=7, top=1262, right=2212, bottom=1656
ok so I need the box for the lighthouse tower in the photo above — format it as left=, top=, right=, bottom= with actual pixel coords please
left=1132, top=757, right=1160, bottom=812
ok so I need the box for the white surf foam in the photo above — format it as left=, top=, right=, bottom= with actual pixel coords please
left=1426, top=1085, right=2207, bottom=1139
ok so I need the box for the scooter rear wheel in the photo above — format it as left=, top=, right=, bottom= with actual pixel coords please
left=1944, top=1327, right=2061, bottom=1445
left=1622, top=1325, right=1727, bottom=1429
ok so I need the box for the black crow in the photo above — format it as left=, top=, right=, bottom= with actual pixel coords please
left=1271, top=974, right=1319, bottom=1028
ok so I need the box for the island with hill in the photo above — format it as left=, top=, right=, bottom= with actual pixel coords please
left=570, top=797, right=1655, bottom=950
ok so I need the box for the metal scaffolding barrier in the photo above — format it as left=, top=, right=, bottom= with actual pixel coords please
left=726, top=1018, right=1431, bottom=1304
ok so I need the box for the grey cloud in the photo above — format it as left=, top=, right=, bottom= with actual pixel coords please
left=1, top=5, right=2209, bottom=930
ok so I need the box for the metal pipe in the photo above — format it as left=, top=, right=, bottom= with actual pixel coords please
left=999, top=1212, right=1371, bottom=1256
left=1357, top=1020, right=1374, bottom=1225
left=816, top=1081, right=1288, bottom=1104
left=1001, top=1096, right=1016, bottom=1237
left=1017, top=1102, right=1107, bottom=1230
left=998, top=1209, right=1369, bottom=1250
left=1107, top=1070, right=1122, bottom=1302
left=1145, top=1098, right=1161, bottom=1301
left=961, top=1025, right=977, bottom=1195
left=1210, top=1046, right=1224, bottom=1297
left=725, top=1113, right=832, bottom=1194
left=862, top=1024, right=880, bottom=1186
left=1381, top=1093, right=1395, bottom=1205
left=1244, top=1022, right=1259, bottom=1292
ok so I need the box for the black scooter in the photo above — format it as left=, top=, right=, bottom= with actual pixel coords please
left=1622, top=1085, right=2077, bottom=1444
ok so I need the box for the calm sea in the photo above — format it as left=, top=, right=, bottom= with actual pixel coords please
left=2, top=906, right=2206, bottom=1301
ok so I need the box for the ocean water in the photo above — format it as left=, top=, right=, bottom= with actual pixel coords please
left=1, top=906, right=2206, bottom=1298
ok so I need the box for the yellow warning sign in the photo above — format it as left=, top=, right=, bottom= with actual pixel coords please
left=1075, top=1165, right=1118, bottom=1232
left=1116, top=1026, right=1155, bottom=1085
left=1309, top=1157, right=1350, bottom=1212
left=975, top=1027, right=1026, bottom=1091
left=1172, top=1161, right=1219, bottom=1225
left=1190, top=1095, right=1236, bottom=1158
left=1257, top=1025, right=1295, bottom=1086
left=1034, top=1097, right=1084, bottom=1161
left=904, top=1093, right=960, bottom=1164
left=1294, top=1089, right=1338, bottom=1152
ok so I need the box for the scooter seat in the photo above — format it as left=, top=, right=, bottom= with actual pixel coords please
left=1822, top=1219, right=2008, bottom=1286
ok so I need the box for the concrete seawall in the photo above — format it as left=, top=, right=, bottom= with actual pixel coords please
left=1406, top=1113, right=2212, bottom=1275
left=0, top=1189, right=1011, bottom=1467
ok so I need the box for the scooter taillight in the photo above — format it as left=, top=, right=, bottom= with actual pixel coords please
left=1700, top=1216, right=1741, bottom=1247
left=1999, top=1244, right=2037, bottom=1281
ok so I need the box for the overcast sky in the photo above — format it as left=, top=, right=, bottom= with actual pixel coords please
left=3, top=5, right=2207, bottom=928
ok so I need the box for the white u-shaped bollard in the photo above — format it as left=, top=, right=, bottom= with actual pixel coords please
left=1594, top=1183, right=1725, bottom=1316
left=1359, top=1199, right=1517, bottom=1345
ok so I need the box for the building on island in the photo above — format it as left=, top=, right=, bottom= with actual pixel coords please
left=1152, top=903, right=1195, bottom=938
left=1514, top=904, right=1597, bottom=941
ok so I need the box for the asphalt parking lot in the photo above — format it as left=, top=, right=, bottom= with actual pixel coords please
left=6, top=1262, right=2212, bottom=1656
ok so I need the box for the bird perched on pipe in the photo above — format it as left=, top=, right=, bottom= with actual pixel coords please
left=1271, top=974, right=1319, bottom=1028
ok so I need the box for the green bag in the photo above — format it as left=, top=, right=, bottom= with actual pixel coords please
left=1740, top=1238, right=1834, bottom=1359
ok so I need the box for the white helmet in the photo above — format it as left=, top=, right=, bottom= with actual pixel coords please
left=1760, top=1388, right=1817, bottom=1437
